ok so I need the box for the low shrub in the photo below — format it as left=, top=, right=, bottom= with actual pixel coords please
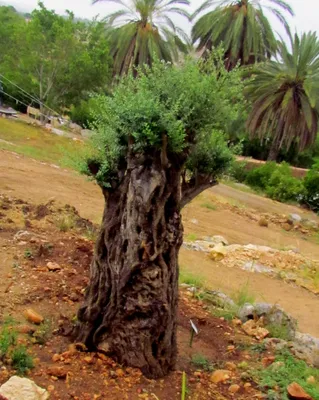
left=228, top=161, right=248, bottom=183
left=300, top=169, right=319, bottom=212
left=245, top=162, right=305, bottom=204
left=265, top=163, right=305, bottom=202
left=246, top=162, right=277, bottom=190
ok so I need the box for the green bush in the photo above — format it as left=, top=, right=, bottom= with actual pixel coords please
left=228, top=161, right=248, bottom=183
left=265, top=163, right=305, bottom=202
left=70, top=99, right=95, bottom=128
left=301, top=169, right=319, bottom=212
left=245, top=162, right=304, bottom=203
left=246, top=162, right=277, bottom=189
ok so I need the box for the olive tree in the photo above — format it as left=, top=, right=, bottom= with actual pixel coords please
left=76, top=57, right=245, bottom=378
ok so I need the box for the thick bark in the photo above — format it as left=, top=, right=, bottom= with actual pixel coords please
left=77, top=156, right=183, bottom=378
left=267, top=136, right=281, bottom=161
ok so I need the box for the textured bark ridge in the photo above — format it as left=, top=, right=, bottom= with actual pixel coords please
left=77, top=155, right=183, bottom=378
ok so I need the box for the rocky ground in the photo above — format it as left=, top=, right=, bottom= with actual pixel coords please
left=0, top=195, right=319, bottom=400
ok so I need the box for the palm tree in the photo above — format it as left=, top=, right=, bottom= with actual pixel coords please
left=246, top=32, right=319, bottom=161
left=94, top=0, right=190, bottom=76
left=192, top=0, right=294, bottom=70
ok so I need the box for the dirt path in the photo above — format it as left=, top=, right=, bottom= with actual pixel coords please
left=1, top=149, right=319, bottom=336
left=180, top=249, right=319, bottom=337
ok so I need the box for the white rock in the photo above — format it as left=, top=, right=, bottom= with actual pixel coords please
left=0, top=376, right=49, bottom=400
left=242, top=261, right=274, bottom=274
left=13, top=231, right=30, bottom=241
left=290, top=213, right=302, bottom=223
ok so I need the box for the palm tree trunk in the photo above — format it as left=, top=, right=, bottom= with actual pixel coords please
left=267, top=136, right=281, bottom=161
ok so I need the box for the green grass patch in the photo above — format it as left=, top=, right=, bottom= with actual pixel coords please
left=55, top=214, right=76, bottom=232
left=0, top=319, right=34, bottom=375
left=185, top=233, right=198, bottom=242
left=11, top=345, right=34, bottom=374
left=266, top=322, right=295, bottom=342
left=231, top=282, right=256, bottom=307
left=258, top=349, right=319, bottom=400
left=191, top=353, right=213, bottom=371
left=179, top=270, right=205, bottom=289
left=200, top=202, right=217, bottom=211
left=0, top=119, right=84, bottom=167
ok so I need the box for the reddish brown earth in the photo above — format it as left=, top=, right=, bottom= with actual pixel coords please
left=0, top=196, right=269, bottom=399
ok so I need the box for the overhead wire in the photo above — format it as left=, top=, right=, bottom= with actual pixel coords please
left=1, top=89, right=50, bottom=119
left=0, top=72, right=61, bottom=117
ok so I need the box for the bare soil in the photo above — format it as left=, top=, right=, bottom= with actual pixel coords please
left=0, top=194, right=266, bottom=399
left=1, top=150, right=319, bottom=338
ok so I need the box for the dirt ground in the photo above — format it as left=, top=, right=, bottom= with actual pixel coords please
left=0, top=194, right=269, bottom=400
left=1, top=149, right=319, bottom=340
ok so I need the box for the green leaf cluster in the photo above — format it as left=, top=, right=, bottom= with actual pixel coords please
left=82, top=55, right=245, bottom=187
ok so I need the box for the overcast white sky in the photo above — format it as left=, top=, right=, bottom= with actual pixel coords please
left=3, top=0, right=318, bottom=38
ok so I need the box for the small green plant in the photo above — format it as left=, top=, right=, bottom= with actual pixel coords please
left=0, top=326, right=17, bottom=358
left=185, top=233, right=198, bottom=242
left=83, top=225, right=98, bottom=241
left=181, top=371, right=187, bottom=400
left=266, top=322, right=294, bottom=341
left=24, top=249, right=33, bottom=259
left=179, top=270, right=204, bottom=289
left=11, top=345, right=34, bottom=375
left=246, top=162, right=277, bottom=190
left=55, top=214, right=75, bottom=232
left=32, top=319, right=52, bottom=344
left=211, top=306, right=238, bottom=321
left=200, top=202, right=217, bottom=211
left=191, top=353, right=213, bottom=371
left=250, top=343, right=267, bottom=353
left=265, top=163, right=304, bottom=202
left=231, top=282, right=256, bottom=307
left=257, top=349, right=319, bottom=400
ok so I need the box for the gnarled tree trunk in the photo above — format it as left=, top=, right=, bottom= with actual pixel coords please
left=77, top=156, right=184, bottom=378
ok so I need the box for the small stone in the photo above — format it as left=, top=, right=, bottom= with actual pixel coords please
left=228, top=384, right=240, bottom=394
left=232, top=319, right=242, bottom=326
left=208, top=243, right=227, bottom=261
left=210, top=370, right=231, bottom=384
left=194, top=371, right=202, bottom=378
left=115, top=368, right=125, bottom=377
left=244, top=382, right=252, bottom=390
left=47, top=366, right=67, bottom=379
left=24, top=309, right=44, bottom=325
left=262, top=356, right=275, bottom=367
left=307, top=376, right=316, bottom=385
left=283, top=223, right=293, bottom=232
left=47, top=262, right=61, bottom=272
left=290, top=214, right=302, bottom=223
left=258, top=218, right=268, bottom=227
left=52, top=354, right=60, bottom=362
left=225, top=362, right=237, bottom=371
left=17, top=325, right=36, bottom=335
left=84, top=356, right=94, bottom=364
left=287, top=382, right=312, bottom=399
left=47, top=385, right=55, bottom=392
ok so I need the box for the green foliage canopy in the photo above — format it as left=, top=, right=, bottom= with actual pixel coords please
left=94, top=0, right=191, bottom=76
left=246, top=32, right=319, bottom=153
left=192, top=0, right=294, bottom=70
left=0, top=3, right=112, bottom=112
left=80, top=56, right=245, bottom=204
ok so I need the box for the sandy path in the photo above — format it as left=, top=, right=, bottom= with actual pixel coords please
left=180, top=249, right=319, bottom=337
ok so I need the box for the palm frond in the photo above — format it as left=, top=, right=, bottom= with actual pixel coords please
left=246, top=32, right=319, bottom=153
